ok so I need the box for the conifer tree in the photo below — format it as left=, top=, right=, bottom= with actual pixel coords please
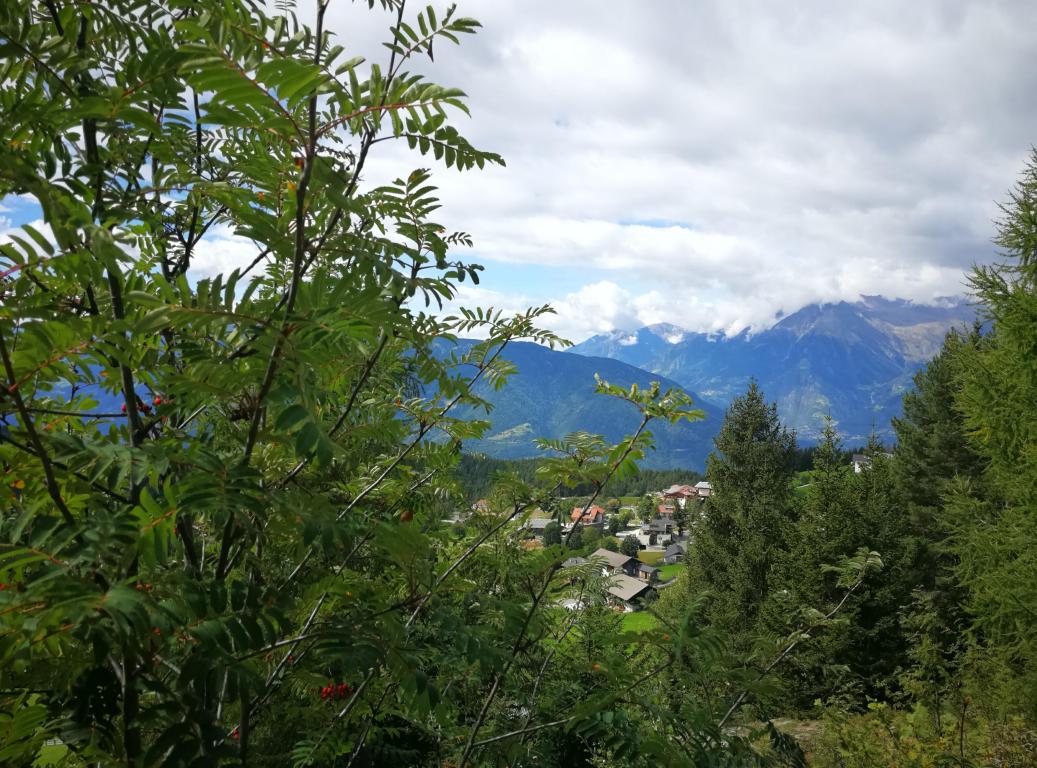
left=688, top=381, right=797, bottom=643
left=947, top=148, right=1037, bottom=718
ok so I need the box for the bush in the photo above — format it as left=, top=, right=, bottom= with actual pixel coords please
left=811, top=702, right=1037, bottom=768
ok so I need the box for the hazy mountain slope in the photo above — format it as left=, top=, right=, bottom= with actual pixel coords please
left=432, top=339, right=723, bottom=469
left=571, top=296, right=975, bottom=443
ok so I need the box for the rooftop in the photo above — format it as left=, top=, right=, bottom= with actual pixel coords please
left=571, top=505, right=605, bottom=523
left=590, top=548, right=635, bottom=570
left=608, top=574, right=653, bottom=603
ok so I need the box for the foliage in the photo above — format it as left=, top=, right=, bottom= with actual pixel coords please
left=0, top=2, right=735, bottom=766
left=941, top=147, right=1037, bottom=720
left=811, top=701, right=1037, bottom=768
left=778, top=423, right=921, bottom=706
left=543, top=520, right=562, bottom=547
left=687, top=381, right=798, bottom=647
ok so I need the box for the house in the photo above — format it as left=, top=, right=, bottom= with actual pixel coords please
left=607, top=574, right=654, bottom=611
left=636, top=562, right=659, bottom=582
left=661, top=484, right=697, bottom=509
left=523, top=518, right=553, bottom=539
left=590, top=548, right=639, bottom=577
left=472, top=498, right=490, bottom=513
left=657, top=502, right=676, bottom=518
left=570, top=505, right=605, bottom=527
left=662, top=541, right=687, bottom=565
left=642, top=517, right=674, bottom=535
left=851, top=452, right=894, bottom=472
left=694, top=481, right=712, bottom=498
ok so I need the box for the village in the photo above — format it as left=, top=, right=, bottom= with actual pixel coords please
left=470, top=481, right=713, bottom=621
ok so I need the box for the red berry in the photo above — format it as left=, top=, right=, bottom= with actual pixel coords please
left=231, top=728, right=240, bottom=741
left=153, top=397, right=162, bottom=406
left=121, top=404, right=127, bottom=413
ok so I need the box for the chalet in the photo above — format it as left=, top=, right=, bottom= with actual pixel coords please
left=590, top=548, right=639, bottom=577
left=636, top=562, right=659, bottom=582
left=607, top=574, right=654, bottom=611
left=694, top=481, right=712, bottom=498
left=662, top=541, right=687, bottom=565
left=570, top=505, right=605, bottom=528
left=657, top=502, right=676, bottom=518
left=661, top=484, right=697, bottom=509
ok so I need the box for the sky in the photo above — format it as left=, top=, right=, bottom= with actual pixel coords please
left=3, top=1, right=1035, bottom=343
left=333, top=0, right=1037, bottom=341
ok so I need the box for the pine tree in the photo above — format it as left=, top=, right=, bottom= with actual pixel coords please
left=688, top=381, right=797, bottom=643
left=892, top=328, right=985, bottom=710
left=780, top=423, right=915, bottom=702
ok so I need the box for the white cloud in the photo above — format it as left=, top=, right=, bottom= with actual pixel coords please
left=189, top=224, right=263, bottom=279
left=321, top=0, right=1034, bottom=339
left=10, top=3, right=1016, bottom=343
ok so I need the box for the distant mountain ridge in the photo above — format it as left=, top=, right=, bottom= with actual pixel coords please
left=571, top=296, right=976, bottom=443
left=432, top=339, right=723, bottom=469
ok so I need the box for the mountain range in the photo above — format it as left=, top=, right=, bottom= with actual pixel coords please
left=433, top=339, right=724, bottom=470
left=570, top=295, right=976, bottom=444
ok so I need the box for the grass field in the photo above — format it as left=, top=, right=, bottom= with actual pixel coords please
left=656, top=563, right=684, bottom=581
left=638, top=550, right=663, bottom=565
left=621, top=611, right=660, bottom=632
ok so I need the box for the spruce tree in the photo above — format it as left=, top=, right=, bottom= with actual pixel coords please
left=782, top=424, right=914, bottom=702
left=688, top=381, right=797, bottom=643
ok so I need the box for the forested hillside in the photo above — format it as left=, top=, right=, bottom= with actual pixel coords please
left=430, top=338, right=723, bottom=469
left=0, top=2, right=1034, bottom=766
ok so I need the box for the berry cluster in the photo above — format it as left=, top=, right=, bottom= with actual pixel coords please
left=319, top=682, right=352, bottom=701
left=121, top=396, right=166, bottom=416
left=135, top=582, right=154, bottom=592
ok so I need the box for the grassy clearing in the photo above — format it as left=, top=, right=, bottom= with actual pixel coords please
left=621, top=611, right=660, bottom=633
left=638, top=550, right=663, bottom=565
left=657, top=563, right=684, bottom=581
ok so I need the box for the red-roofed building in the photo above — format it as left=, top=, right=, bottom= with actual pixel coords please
left=570, top=505, right=605, bottom=527
left=662, top=484, right=698, bottom=509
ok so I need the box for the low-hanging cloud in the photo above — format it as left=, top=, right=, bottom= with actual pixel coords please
left=330, top=0, right=1035, bottom=340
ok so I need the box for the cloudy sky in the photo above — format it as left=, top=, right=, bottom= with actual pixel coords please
left=338, top=0, right=1037, bottom=341
left=3, top=0, right=1034, bottom=342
